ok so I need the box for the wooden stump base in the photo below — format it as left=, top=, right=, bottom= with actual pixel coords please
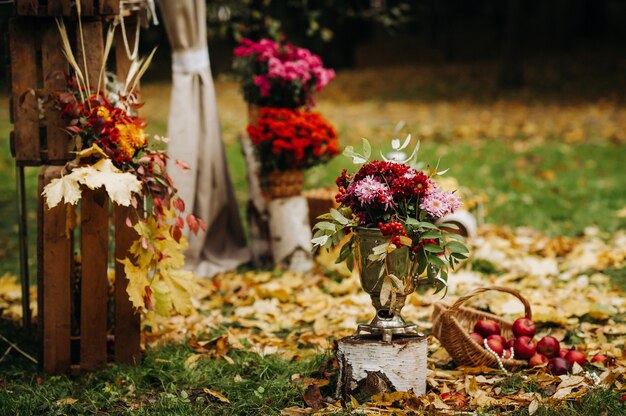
left=268, top=196, right=313, bottom=272
left=336, top=335, right=428, bottom=402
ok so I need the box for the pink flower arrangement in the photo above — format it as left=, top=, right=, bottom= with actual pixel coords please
left=312, top=137, right=469, bottom=292
left=233, top=38, right=335, bottom=108
left=336, top=160, right=463, bottom=229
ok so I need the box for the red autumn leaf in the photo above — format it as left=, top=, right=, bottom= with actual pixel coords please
left=303, top=384, right=323, bottom=410
left=198, top=218, right=207, bottom=233
left=187, top=214, right=199, bottom=234
left=173, top=198, right=185, bottom=212
left=176, top=159, right=191, bottom=173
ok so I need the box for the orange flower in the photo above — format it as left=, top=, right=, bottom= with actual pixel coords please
left=116, top=122, right=147, bottom=160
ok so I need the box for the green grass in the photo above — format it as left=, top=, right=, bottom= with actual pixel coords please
left=0, top=322, right=333, bottom=416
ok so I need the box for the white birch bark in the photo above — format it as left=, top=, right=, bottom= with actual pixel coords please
left=336, top=336, right=428, bottom=400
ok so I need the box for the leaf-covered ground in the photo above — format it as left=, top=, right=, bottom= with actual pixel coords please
left=1, top=225, right=625, bottom=414
left=1, top=63, right=626, bottom=414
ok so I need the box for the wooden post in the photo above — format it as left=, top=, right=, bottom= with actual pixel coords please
left=79, top=187, right=109, bottom=371
left=38, top=166, right=73, bottom=373
left=8, top=18, right=40, bottom=165
left=42, top=21, right=70, bottom=163
left=336, top=336, right=428, bottom=402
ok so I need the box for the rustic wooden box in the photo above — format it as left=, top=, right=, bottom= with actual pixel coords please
left=9, top=1, right=146, bottom=373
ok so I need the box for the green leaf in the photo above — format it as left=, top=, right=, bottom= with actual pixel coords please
left=313, top=221, right=336, bottom=232
left=420, top=231, right=440, bottom=239
left=330, top=208, right=350, bottom=225
left=446, top=241, right=469, bottom=254
left=438, top=222, right=460, bottom=230
left=451, top=252, right=468, bottom=260
left=427, top=254, right=446, bottom=268
left=346, top=254, right=354, bottom=271
left=424, top=244, right=442, bottom=253
left=336, top=239, right=354, bottom=263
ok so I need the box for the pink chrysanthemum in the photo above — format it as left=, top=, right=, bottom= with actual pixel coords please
left=420, top=192, right=450, bottom=218
left=353, top=175, right=395, bottom=210
left=444, top=191, right=463, bottom=212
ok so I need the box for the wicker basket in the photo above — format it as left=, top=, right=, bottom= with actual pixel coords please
left=431, top=286, right=532, bottom=369
left=267, top=170, right=304, bottom=198
left=302, top=187, right=338, bottom=227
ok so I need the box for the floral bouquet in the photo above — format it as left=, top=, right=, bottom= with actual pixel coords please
left=41, top=20, right=203, bottom=317
left=312, top=136, right=469, bottom=296
left=233, top=37, right=335, bottom=109
left=247, top=107, right=340, bottom=174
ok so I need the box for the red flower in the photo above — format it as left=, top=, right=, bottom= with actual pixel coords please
left=247, top=107, right=339, bottom=173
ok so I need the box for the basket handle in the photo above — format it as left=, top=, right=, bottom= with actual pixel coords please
left=447, top=286, right=532, bottom=320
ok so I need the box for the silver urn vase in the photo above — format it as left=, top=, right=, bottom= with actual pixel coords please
left=354, top=227, right=422, bottom=342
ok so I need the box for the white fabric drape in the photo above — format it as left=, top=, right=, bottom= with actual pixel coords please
left=158, top=0, right=250, bottom=277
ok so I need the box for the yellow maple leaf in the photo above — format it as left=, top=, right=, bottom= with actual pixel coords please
left=119, top=258, right=150, bottom=310
left=151, top=279, right=173, bottom=316
left=159, top=268, right=195, bottom=315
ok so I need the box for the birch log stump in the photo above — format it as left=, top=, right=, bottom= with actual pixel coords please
left=268, top=196, right=313, bottom=273
left=336, top=335, right=428, bottom=402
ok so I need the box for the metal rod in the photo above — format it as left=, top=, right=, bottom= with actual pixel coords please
left=16, top=164, right=31, bottom=331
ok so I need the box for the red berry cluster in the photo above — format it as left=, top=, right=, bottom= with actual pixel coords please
left=378, top=221, right=408, bottom=247
left=412, top=238, right=438, bottom=253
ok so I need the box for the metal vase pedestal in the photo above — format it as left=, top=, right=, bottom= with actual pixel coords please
left=354, top=227, right=422, bottom=342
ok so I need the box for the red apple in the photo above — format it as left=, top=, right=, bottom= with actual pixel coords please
left=512, top=317, right=536, bottom=339
left=486, top=338, right=504, bottom=357
left=547, top=357, right=571, bottom=375
left=565, top=350, right=587, bottom=366
left=559, top=348, right=570, bottom=358
left=441, top=392, right=466, bottom=408
left=503, top=349, right=513, bottom=359
left=537, top=336, right=560, bottom=358
left=469, top=332, right=484, bottom=345
left=529, top=353, right=548, bottom=367
left=473, top=320, right=501, bottom=338
left=514, top=336, right=537, bottom=359
left=487, top=334, right=507, bottom=347
left=590, top=353, right=608, bottom=365
left=505, top=339, right=515, bottom=350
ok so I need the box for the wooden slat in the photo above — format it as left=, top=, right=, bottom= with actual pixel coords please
left=48, top=0, right=72, bottom=16
left=79, top=187, right=109, bottom=371
left=15, top=0, right=39, bottom=16
left=76, top=20, right=104, bottom=93
left=80, top=0, right=95, bottom=16
left=41, top=22, right=71, bottom=163
left=99, top=0, right=120, bottom=16
left=9, top=18, right=40, bottom=165
left=113, top=204, right=141, bottom=364
left=40, top=166, right=72, bottom=374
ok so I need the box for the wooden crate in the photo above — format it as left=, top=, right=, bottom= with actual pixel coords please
left=37, top=167, right=141, bottom=373
left=8, top=4, right=146, bottom=373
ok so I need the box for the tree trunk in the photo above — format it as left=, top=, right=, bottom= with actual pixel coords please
left=336, top=335, right=428, bottom=403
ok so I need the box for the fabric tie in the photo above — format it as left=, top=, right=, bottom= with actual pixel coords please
left=172, top=47, right=210, bottom=74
